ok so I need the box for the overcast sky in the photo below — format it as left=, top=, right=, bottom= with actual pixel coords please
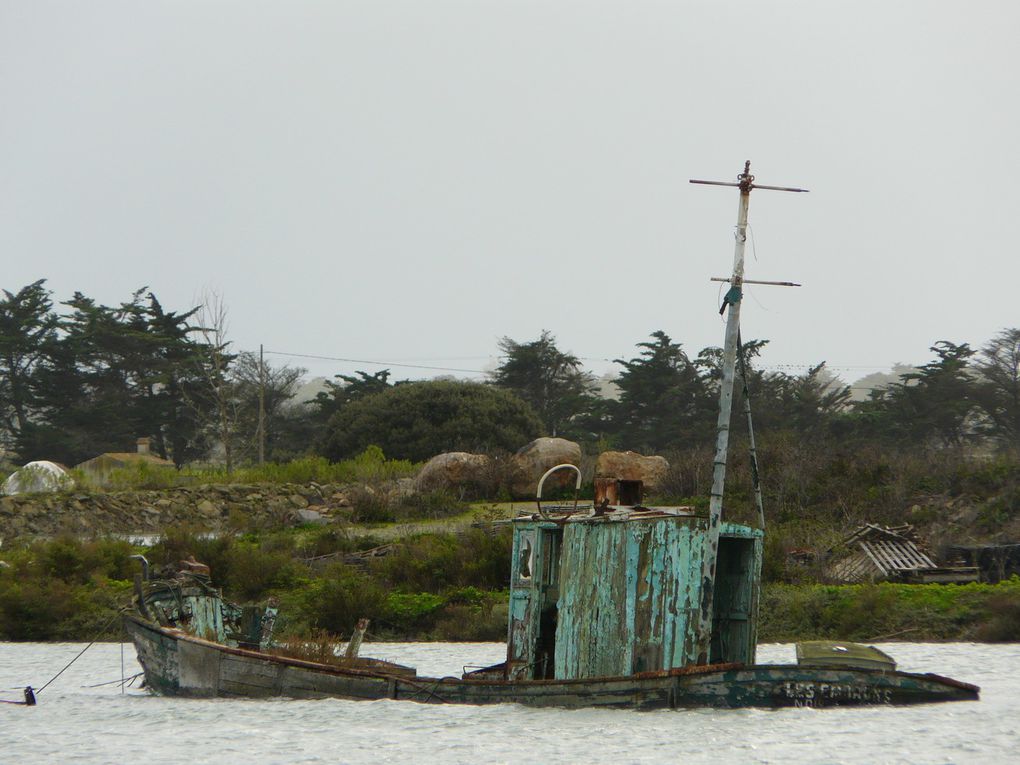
left=2, top=1, right=1017, bottom=385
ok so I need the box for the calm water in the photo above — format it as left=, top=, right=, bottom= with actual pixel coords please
left=0, top=641, right=1014, bottom=764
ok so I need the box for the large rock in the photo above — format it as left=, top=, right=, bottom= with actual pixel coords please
left=510, top=437, right=582, bottom=498
left=595, top=451, right=669, bottom=491
left=415, top=452, right=492, bottom=493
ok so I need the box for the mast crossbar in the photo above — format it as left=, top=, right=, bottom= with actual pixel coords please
left=710, top=278, right=801, bottom=287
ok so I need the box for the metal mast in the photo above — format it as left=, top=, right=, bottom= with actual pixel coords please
left=689, top=160, right=807, bottom=663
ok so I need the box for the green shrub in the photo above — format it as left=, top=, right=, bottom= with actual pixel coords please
left=759, top=581, right=1020, bottom=643
left=225, top=541, right=305, bottom=601
left=371, top=529, right=512, bottom=593
left=432, top=604, right=507, bottom=641
left=67, top=451, right=417, bottom=490
left=296, top=526, right=358, bottom=559
left=320, top=380, right=543, bottom=462
left=298, top=564, right=387, bottom=635
left=384, top=592, right=445, bottom=632
left=147, top=526, right=233, bottom=587
left=348, top=487, right=396, bottom=523
left=0, top=577, right=81, bottom=640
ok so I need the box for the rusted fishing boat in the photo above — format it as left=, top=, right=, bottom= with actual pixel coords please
left=124, top=496, right=978, bottom=709
left=125, top=161, right=979, bottom=709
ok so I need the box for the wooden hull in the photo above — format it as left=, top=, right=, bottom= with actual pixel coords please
left=125, top=615, right=979, bottom=710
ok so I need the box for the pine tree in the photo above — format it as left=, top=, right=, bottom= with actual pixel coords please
left=612, top=331, right=713, bottom=452
left=0, top=280, right=58, bottom=451
left=491, top=330, right=597, bottom=438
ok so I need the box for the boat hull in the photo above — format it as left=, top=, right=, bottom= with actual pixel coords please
left=125, top=615, right=979, bottom=710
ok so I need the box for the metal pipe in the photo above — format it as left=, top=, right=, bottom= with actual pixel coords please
left=535, top=463, right=582, bottom=520
left=129, top=554, right=149, bottom=581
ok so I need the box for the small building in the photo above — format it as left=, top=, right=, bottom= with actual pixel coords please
left=505, top=479, right=762, bottom=681
left=947, top=543, right=1020, bottom=583
left=826, top=524, right=978, bottom=584
left=75, top=438, right=175, bottom=484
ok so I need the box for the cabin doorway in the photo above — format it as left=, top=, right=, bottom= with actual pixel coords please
left=534, top=528, right=562, bottom=678
left=709, top=536, right=756, bottom=665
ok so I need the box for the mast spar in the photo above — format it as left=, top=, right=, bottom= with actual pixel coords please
left=689, top=160, right=807, bottom=664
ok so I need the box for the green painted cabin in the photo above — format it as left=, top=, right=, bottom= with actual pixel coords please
left=506, top=501, right=762, bottom=681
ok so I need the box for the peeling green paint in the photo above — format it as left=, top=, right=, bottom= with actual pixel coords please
left=507, top=511, right=762, bottom=682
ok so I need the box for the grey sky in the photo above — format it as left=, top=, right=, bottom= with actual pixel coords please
left=2, top=1, right=1017, bottom=385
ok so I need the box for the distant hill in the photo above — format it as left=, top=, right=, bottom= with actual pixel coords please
left=847, top=364, right=918, bottom=402
left=291, top=376, right=330, bottom=405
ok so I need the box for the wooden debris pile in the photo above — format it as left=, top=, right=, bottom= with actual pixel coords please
left=826, top=523, right=979, bottom=584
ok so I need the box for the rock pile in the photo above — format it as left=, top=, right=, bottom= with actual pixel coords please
left=0, top=481, right=408, bottom=540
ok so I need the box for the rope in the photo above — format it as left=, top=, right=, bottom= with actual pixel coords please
left=35, top=607, right=127, bottom=695
left=401, top=677, right=451, bottom=704
left=83, top=672, right=144, bottom=689
left=737, top=331, right=766, bottom=529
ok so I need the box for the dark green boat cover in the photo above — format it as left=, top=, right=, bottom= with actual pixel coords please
left=795, top=641, right=897, bottom=671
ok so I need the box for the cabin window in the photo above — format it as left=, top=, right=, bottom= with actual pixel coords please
left=516, top=532, right=535, bottom=582
left=618, top=480, right=643, bottom=505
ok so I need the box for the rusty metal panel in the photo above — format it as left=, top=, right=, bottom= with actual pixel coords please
left=593, top=478, right=618, bottom=506
left=593, top=478, right=644, bottom=506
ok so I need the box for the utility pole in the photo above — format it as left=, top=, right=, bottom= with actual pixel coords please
left=689, top=160, right=807, bottom=663
left=258, top=343, right=266, bottom=465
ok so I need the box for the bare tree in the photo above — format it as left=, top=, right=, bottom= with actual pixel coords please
left=189, top=290, right=239, bottom=473
left=230, top=352, right=306, bottom=461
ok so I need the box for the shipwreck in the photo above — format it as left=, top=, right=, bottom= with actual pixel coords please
left=125, top=161, right=979, bottom=709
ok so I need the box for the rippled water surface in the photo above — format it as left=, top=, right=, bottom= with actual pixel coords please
left=1, top=641, right=1015, bottom=764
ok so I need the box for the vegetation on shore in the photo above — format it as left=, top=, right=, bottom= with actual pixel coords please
left=71, top=448, right=418, bottom=493
left=761, top=579, right=1020, bottom=643
left=2, top=283, right=1019, bottom=646
left=3, top=526, right=1020, bottom=645
left=2, top=442, right=1019, bottom=644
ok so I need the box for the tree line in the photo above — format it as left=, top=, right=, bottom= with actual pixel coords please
left=0, top=281, right=308, bottom=467
left=318, top=328, right=1020, bottom=461
left=2, top=280, right=1018, bottom=468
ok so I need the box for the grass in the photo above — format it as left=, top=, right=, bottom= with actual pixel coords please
left=74, top=447, right=418, bottom=492
left=759, top=578, right=1020, bottom=643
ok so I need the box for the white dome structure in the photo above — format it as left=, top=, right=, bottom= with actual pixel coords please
left=1, top=460, right=74, bottom=495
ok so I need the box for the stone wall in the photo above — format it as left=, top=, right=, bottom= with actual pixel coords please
left=0, top=482, right=397, bottom=540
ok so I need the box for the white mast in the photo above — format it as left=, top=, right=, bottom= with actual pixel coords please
left=689, top=160, right=807, bottom=663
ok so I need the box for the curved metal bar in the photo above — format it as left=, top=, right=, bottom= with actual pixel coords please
left=535, top=463, right=582, bottom=520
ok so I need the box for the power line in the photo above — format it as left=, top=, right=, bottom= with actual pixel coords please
left=254, top=347, right=911, bottom=379
left=259, top=350, right=489, bottom=376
